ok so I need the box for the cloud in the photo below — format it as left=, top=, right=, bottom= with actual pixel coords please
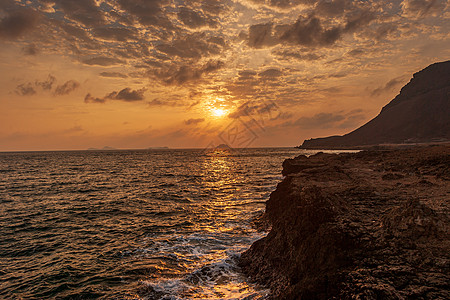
left=99, top=72, right=128, bottom=78
left=401, top=0, right=446, bottom=18
left=82, top=56, right=125, bottom=66
left=155, top=32, right=225, bottom=59
left=85, top=87, right=146, bottom=103
left=50, top=0, right=106, bottom=27
left=84, top=93, right=106, bottom=104
left=116, top=0, right=169, bottom=27
left=15, top=83, right=36, bottom=96
left=92, top=27, right=138, bottom=42
left=36, top=75, right=56, bottom=91
left=371, top=76, right=407, bottom=97
left=184, top=118, right=205, bottom=125
left=293, top=110, right=366, bottom=129
left=228, top=101, right=282, bottom=120
left=272, top=49, right=323, bottom=61
left=247, top=23, right=277, bottom=48
left=146, top=98, right=195, bottom=107
left=177, top=7, right=216, bottom=28
left=246, top=6, right=376, bottom=49
left=0, top=8, right=40, bottom=40
left=259, top=68, right=283, bottom=77
left=111, top=88, right=146, bottom=101
left=280, top=15, right=343, bottom=47
left=54, top=80, right=80, bottom=95
left=157, top=60, right=225, bottom=85
left=315, top=0, right=350, bottom=17
left=22, top=44, right=39, bottom=55
left=14, top=75, right=81, bottom=97
left=294, top=112, right=345, bottom=129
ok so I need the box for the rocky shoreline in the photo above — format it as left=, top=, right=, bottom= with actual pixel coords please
left=240, top=145, right=450, bottom=299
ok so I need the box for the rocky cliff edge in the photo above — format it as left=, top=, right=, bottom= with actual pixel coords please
left=240, top=145, right=450, bottom=299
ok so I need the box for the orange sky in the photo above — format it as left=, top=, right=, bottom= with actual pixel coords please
left=0, top=0, right=449, bottom=151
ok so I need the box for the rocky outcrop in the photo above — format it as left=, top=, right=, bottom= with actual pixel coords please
left=240, top=145, right=450, bottom=299
left=301, top=61, right=450, bottom=149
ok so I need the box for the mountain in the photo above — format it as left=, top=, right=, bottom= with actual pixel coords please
left=301, top=61, right=450, bottom=149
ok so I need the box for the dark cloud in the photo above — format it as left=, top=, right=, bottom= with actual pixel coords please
left=372, top=23, right=398, bottom=41
left=147, top=99, right=171, bottom=106
left=247, top=6, right=376, bottom=48
left=156, top=32, right=225, bottom=59
left=158, top=60, right=224, bottom=85
left=84, top=93, right=106, bottom=104
left=371, top=76, right=407, bottom=97
left=48, top=0, right=106, bottom=27
left=337, top=112, right=366, bottom=129
left=22, top=44, right=39, bottom=55
left=82, top=56, right=125, bottom=66
left=239, top=70, right=258, bottom=78
left=247, top=23, right=276, bottom=48
left=199, top=0, right=229, bottom=15
left=14, top=75, right=81, bottom=96
left=112, top=88, right=146, bottom=101
left=177, top=7, right=215, bottom=28
left=85, top=87, right=146, bottom=103
left=0, top=0, right=15, bottom=10
left=99, top=72, right=128, bottom=78
left=347, top=48, right=364, bottom=57
left=36, top=75, right=56, bottom=91
left=273, top=49, right=323, bottom=61
left=0, top=8, right=40, bottom=40
left=343, top=10, right=376, bottom=33
left=54, top=80, right=80, bottom=95
left=184, top=118, right=205, bottom=125
left=228, top=101, right=282, bottom=120
left=92, top=27, right=138, bottom=42
left=116, top=0, right=171, bottom=28
left=15, top=83, right=37, bottom=96
left=294, top=112, right=345, bottom=129
left=259, top=68, right=283, bottom=78
left=293, top=110, right=366, bottom=129
left=401, top=0, right=446, bottom=18
left=59, top=22, right=92, bottom=42
left=315, top=0, right=350, bottom=17
left=280, top=15, right=343, bottom=47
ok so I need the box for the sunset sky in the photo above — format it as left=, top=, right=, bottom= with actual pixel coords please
left=0, top=0, right=449, bottom=151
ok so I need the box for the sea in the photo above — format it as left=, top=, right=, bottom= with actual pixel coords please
left=0, top=148, right=335, bottom=299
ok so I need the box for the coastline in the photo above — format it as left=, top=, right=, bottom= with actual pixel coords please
left=240, top=145, right=450, bottom=299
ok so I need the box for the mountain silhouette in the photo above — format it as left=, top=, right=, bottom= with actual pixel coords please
left=301, top=61, right=450, bottom=149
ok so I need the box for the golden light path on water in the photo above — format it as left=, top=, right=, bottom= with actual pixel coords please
left=139, top=149, right=270, bottom=299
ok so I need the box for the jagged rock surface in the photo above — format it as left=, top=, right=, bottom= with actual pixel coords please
left=301, top=61, right=450, bottom=149
left=240, top=145, right=450, bottom=299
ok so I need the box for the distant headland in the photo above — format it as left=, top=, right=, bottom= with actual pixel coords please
left=300, top=61, right=450, bottom=149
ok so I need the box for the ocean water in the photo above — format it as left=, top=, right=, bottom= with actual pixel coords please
left=0, top=148, right=321, bottom=299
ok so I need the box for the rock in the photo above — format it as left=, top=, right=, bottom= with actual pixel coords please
left=240, top=145, right=450, bottom=299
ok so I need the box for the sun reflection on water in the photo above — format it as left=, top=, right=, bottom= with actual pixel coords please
left=141, top=149, right=270, bottom=299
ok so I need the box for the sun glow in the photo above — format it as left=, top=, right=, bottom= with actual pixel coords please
left=212, top=108, right=227, bottom=117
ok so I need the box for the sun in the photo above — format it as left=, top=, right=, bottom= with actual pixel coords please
left=212, top=108, right=227, bottom=117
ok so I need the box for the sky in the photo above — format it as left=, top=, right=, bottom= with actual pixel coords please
left=0, top=0, right=449, bottom=151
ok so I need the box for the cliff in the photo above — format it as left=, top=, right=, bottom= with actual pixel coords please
left=240, top=145, right=450, bottom=299
left=301, top=61, right=450, bottom=149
